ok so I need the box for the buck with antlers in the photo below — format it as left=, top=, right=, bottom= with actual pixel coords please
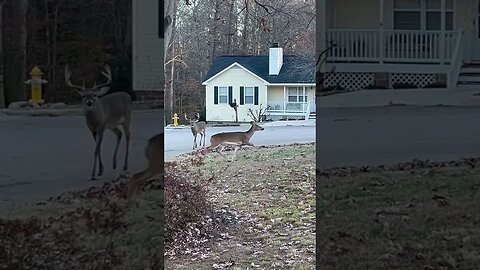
left=205, top=121, right=264, bottom=161
left=65, top=64, right=133, bottom=180
left=185, top=113, right=206, bottom=149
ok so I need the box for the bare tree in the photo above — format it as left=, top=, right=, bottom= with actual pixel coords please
left=247, top=104, right=269, bottom=122
left=0, top=0, right=4, bottom=107
left=3, top=0, right=28, bottom=105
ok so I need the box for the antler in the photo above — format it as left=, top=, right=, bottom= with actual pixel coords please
left=196, top=113, right=200, bottom=120
left=65, top=65, right=85, bottom=91
left=93, top=65, right=112, bottom=90
left=184, top=113, right=190, bottom=121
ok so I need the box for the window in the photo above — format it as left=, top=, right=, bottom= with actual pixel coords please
left=393, top=0, right=454, bottom=31
left=244, top=87, right=254, bottom=104
left=288, top=87, right=308, bottom=103
left=218, top=86, right=228, bottom=104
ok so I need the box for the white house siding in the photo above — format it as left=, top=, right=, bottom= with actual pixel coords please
left=267, top=86, right=285, bottom=101
left=132, top=0, right=163, bottom=92
left=327, top=0, right=379, bottom=29
left=455, top=0, right=473, bottom=62
left=205, top=67, right=267, bottom=122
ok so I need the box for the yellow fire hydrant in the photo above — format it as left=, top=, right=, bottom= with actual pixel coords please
left=172, top=113, right=179, bottom=126
left=25, top=66, right=48, bottom=105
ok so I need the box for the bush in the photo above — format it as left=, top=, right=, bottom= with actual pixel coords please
left=164, top=156, right=214, bottom=252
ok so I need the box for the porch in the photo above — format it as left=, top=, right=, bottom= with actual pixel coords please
left=317, top=0, right=470, bottom=89
left=266, top=85, right=315, bottom=118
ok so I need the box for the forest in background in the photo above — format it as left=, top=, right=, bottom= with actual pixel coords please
left=1, top=0, right=132, bottom=106
left=165, top=0, right=315, bottom=120
left=0, top=0, right=315, bottom=114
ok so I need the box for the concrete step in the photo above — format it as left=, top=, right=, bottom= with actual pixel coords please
left=457, top=81, right=480, bottom=85
left=460, top=67, right=480, bottom=74
left=458, top=75, right=480, bottom=83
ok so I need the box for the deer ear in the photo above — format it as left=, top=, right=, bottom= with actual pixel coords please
left=97, top=86, right=110, bottom=96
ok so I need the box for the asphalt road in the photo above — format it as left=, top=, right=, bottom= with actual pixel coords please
left=317, top=106, right=480, bottom=168
left=2, top=106, right=480, bottom=210
left=0, top=110, right=314, bottom=210
left=165, top=124, right=315, bottom=158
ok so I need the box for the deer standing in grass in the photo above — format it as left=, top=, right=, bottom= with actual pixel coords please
left=125, top=132, right=164, bottom=198
left=185, top=113, right=206, bottom=149
left=65, top=65, right=132, bottom=180
left=205, top=121, right=264, bottom=161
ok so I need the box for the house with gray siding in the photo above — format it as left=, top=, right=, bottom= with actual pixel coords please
left=132, top=0, right=163, bottom=101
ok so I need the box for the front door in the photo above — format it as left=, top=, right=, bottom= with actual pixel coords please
left=473, top=0, right=480, bottom=61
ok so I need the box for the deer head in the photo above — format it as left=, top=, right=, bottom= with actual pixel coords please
left=184, top=113, right=200, bottom=125
left=65, top=65, right=112, bottom=109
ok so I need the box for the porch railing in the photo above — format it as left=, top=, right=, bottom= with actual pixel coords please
left=326, top=29, right=459, bottom=64
left=267, top=101, right=310, bottom=113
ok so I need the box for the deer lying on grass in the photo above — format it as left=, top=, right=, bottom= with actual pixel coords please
left=205, top=121, right=264, bottom=161
left=185, top=113, right=206, bottom=149
left=65, top=65, right=132, bottom=180
left=125, top=132, right=164, bottom=198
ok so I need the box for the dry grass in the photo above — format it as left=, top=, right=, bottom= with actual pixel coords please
left=317, top=163, right=480, bottom=270
left=166, top=144, right=316, bottom=269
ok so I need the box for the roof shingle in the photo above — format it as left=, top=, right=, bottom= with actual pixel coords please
left=202, top=55, right=315, bottom=84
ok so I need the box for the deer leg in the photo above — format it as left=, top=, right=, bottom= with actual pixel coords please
left=231, top=146, right=241, bottom=162
left=111, top=128, right=122, bottom=170
left=202, top=132, right=206, bottom=148
left=193, top=134, right=197, bottom=149
left=92, top=132, right=104, bottom=179
left=217, top=145, right=229, bottom=160
left=123, top=125, right=130, bottom=171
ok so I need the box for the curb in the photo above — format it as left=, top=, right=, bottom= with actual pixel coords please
left=318, top=103, right=480, bottom=109
left=0, top=106, right=164, bottom=117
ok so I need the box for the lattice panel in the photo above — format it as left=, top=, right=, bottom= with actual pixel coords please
left=324, top=73, right=374, bottom=90
left=390, top=73, right=436, bottom=88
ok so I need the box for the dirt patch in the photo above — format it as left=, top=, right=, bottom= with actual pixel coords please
left=317, top=162, right=480, bottom=269
left=166, top=144, right=316, bottom=269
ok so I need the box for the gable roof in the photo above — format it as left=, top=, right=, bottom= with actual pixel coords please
left=202, top=55, right=315, bottom=85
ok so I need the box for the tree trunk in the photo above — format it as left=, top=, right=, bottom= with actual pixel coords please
left=3, top=0, right=28, bottom=105
left=0, top=1, right=4, bottom=107
left=168, top=43, right=175, bottom=120
left=241, top=5, right=248, bottom=54
left=45, top=0, right=51, bottom=100
left=226, top=0, right=235, bottom=54
left=164, top=0, right=177, bottom=124
left=210, top=0, right=220, bottom=60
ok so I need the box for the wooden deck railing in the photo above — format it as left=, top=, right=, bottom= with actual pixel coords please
left=326, top=29, right=460, bottom=64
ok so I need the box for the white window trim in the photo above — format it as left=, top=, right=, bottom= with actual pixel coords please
left=393, top=0, right=455, bottom=31
left=244, top=86, right=255, bottom=104
left=218, top=86, right=229, bottom=104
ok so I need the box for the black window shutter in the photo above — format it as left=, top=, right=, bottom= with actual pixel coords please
left=228, top=86, right=233, bottom=104
left=254, top=86, right=259, bottom=105
left=214, top=86, right=218, bottom=104
left=240, top=86, right=244, bottom=105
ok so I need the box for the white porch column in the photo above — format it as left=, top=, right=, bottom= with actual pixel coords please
left=379, top=0, right=385, bottom=63
left=317, top=0, right=327, bottom=73
left=302, top=86, right=306, bottom=112
left=440, top=0, right=446, bottom=65
left=283, top=86, right=286, bottom=113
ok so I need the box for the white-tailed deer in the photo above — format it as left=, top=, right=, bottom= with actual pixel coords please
left=125, top=132, right=164, bottom=198
left=65, top=65, right=132, bottom=180
left=205, top=121, right=264, bottom=161
left=185, top=113, right=206, bottom=149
